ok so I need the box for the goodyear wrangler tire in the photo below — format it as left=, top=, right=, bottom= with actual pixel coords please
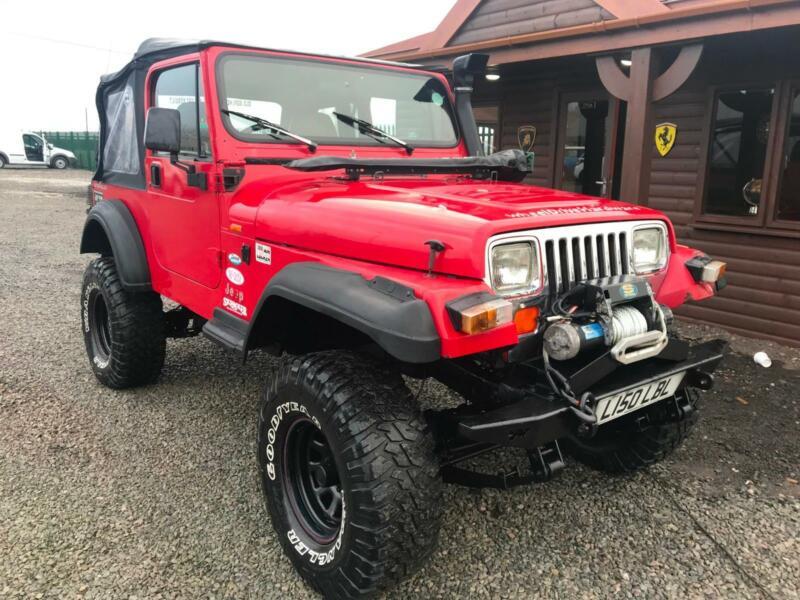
left=257, top=352, right=443, bottom=599
left=565, top=387, right=700, bottom=473
left=81, top=257, right=165, bottom=389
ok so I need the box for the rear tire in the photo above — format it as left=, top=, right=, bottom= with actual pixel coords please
left=257, top=352, right=443, bottom=599
left=565, top=387, right=699, bottom=473
left=81, top=257, right=165, bottom=389
left=0, top=155, right=6, bottom=168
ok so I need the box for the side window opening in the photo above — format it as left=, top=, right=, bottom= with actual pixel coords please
left=153, top=63, right=209, bottom=158
left=702, top=87, right=775, bottom=218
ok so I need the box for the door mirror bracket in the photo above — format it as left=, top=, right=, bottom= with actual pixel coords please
left=145, top=107, right=207, bottom=190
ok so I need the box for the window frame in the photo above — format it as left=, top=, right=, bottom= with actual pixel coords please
left=149, top=60, right=211, bottom=160
left=693, top=80, right=800, bottom=236
left=766, top=79, right=800, bottom=232
left=213, top=51, right=461, bottom=150
left=553, top=88, right=616, bottom=198
left=472, top=102, right=502, bottom=155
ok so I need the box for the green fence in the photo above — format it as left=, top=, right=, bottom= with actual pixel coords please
left=39, top=131, right=99, bottom=170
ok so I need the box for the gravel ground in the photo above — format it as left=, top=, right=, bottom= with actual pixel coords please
left=1, top=168, right=798, bottom=599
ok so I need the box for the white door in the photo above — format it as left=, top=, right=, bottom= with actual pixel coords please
left=22, top=134, right=46, bottom=164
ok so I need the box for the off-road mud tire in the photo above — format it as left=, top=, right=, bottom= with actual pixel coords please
left=565, top=387, right=700, bottom=473
left=81, top=257, right=165, bottom=389
left=257, top=352, right=443, bottom=599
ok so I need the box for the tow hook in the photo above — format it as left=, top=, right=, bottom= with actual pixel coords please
left=528, top=440, right=565, bottom=482
left=670, top=390, right=696, bottom=422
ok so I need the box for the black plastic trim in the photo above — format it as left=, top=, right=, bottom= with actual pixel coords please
left=202, top=308, right=249, bottom=353
left=79, top=200, right=151, bottom=292
left=250, top=263, right=441, bottom=363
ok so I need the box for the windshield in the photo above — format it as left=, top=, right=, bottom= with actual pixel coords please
left=217, top=54, right=459, bottom=148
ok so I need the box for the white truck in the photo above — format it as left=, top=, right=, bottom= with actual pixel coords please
left=0, top=131, right=77, bottom=169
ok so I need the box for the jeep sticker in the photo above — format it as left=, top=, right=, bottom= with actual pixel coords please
left=255, top=242, right=272, bottom=265
left=225, top=267, right=245, bottom=285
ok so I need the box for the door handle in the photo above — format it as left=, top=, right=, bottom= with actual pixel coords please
left=150, top=163, right=161, bottom=187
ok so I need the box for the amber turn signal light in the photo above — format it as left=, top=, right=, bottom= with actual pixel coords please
left=457, top=299, right=513, bottom=334
left=514, top=306, right=540, bottom=335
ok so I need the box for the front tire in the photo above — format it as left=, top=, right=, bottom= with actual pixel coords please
left=81, top=257, right=166, bottom=389
left=52, top=156, right=69, bottom=169
left=0, top=155, right=6, bottom=169
left=257, top=352, right=443, bottom=599
left=565, top=387, right=700, bottom=473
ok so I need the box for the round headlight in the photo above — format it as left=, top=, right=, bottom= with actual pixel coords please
left=632, top=227, right=668, bottom=273
left=490, top=241, right=539, bottom=294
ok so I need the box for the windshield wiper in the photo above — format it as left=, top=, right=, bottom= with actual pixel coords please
left=222, top=109, right=317, bottom=152
left=332, top=112, right=414, bottom=155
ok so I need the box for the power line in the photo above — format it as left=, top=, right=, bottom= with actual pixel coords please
left=0, top=31, right=130, bottom=55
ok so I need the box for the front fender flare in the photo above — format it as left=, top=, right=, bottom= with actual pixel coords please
left=250, top=263, right=441, bottom=364
left=80, top=200, right=152, bottom=292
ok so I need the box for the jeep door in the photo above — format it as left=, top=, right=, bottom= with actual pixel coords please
left=144, top=59, right=221, bottom=289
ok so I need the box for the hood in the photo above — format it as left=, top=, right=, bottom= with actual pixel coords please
left=248, top=178, right=670, bottom=280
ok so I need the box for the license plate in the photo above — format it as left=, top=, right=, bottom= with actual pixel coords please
left=594, top=372, right=686, bottom=425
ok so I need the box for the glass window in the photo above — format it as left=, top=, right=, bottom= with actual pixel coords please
left=703, top=87, right=775, bottom=217
left=153, top=63, right=209, bottom=156
left=474, top=106, right=499, bottom=155
left=217, top=54, right=458, bottom=147
left=776, top=89, right=800, bottom=222
left=560, top=100, right=608, bottom=197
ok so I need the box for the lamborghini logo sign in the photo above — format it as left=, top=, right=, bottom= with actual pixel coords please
left=655, top=122, right=677, bottom=157
left=518, top=126, right=536, bottom=153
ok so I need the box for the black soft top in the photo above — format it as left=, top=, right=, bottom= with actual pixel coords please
left=94, top=38, right=438, bottom=189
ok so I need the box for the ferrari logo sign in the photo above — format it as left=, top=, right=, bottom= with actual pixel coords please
left=655, top=122, right=677, bottom=157
left=518, top=126, right=536, bottom=153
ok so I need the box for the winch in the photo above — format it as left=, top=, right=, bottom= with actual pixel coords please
left=543, top=276, right=671, bottom=364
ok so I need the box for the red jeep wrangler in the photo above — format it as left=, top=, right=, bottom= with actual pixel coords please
left=81, top=39, right=727, bottom=598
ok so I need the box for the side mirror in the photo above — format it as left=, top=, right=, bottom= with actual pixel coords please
left=144, top=107, right=181, bottom=155
left=47, top=143, right=54, bottom=150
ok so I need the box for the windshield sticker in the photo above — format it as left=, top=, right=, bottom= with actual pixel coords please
left=431, top=92, right=444, bottom=106
left=255, top=243, right=272, bottom=265
left=226, top=267, right=245, bottom=285
left=507, top=205, right=640, bottom=219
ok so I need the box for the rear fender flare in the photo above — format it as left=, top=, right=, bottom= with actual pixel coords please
left=248, top=263, right=441, bottom=364
left=80, top=200, right=152, bottom=292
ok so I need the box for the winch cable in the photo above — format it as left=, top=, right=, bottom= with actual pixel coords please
left=610, top=305, right=649, bottom=343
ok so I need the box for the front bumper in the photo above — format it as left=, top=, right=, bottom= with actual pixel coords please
left=453, top=338, right=727, bottom=449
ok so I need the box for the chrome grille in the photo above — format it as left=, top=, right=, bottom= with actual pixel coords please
left=486, top=220, right=668, bottom=296
left=541, top=224, right=632, bottom=294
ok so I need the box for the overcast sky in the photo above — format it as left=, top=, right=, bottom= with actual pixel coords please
left=0, top=0, right=455, bottom=132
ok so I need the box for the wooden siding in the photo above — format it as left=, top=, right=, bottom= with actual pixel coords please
left=471, top=30, right=800, bottom=346
left=649, top=76, right=800, bottom=346
left=449, top=0, right=614, bottom=46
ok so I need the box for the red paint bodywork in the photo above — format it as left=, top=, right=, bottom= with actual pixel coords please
left=92, top=45, right=715, bottom=360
